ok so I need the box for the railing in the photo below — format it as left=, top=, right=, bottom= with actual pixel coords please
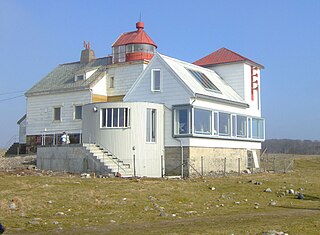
left=5, top=135, right=18, bottom=151
left=86, top=141, right=129, bottom=175
left=40, top=129, right=82, bottom=146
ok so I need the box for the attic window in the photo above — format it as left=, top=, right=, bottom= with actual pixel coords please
left=186, top=68, right=220, bottom=92
left=75, top=74, right=85, bottom=81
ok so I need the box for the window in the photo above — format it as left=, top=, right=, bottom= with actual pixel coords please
left=74, top=106, right=82, bottom=120
left=75, top=74, right=85, bottom=81
left=101, top=108, right=130, bottom=128
left=248, top=117, right=252, bottom=138
left=237, top=115, right=247, bottom=137
left=175, top=108, right=191, bottom=135
left=186, top=68, right=220, bottom=92
left=252, top=118, right=265, bottom=140
left=53, top=107, right=61, bottom=121
left=110, top=77, right=114, bottom=88
left=194, top=108, right=212, bottom=135
left=151, top=69, right=161, bottom=92
left=219, top=112, right=230, bottom=136
left=146, top=109, right=156, bottom=142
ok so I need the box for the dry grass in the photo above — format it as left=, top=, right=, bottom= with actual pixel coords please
left=0, top=155, right=319, bottom=234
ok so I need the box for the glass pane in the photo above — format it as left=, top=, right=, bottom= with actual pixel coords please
left=252, top=118, right=264, bottom=139
left=153, top=70, right=160, bottom=91
left=75, top=106, right=82, bottom=120
left=213, top=112, right=218, bottom=135
left=101, top=109, right=107, bottom=127
left=151, top=109, right=156, bottom=142
left=177, top=109, right=189, bottom=134
left=54, top=108, right=61, bottom=121
left=219, top=113, right=230, bottom=136
left=232, top=115, right=236, bottom=137
left=248, top=118, right=252, bottom=138
left=107, top=108, right=112, bottom=127
left=113, top=108, right=119, bottom=127
left=119, top=108, right=125, bottom=127
left=194, top=108, right=212, bottom=135
left=237, top=116, right=247, bottom=137
left=186, top=68, right=220, bottom=92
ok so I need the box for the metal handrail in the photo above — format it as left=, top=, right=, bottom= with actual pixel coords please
left=85, top=142, right=129, bottom=174
left=5, top=135, right=18, bottom=151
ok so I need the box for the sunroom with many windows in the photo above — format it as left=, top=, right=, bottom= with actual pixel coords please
left=173, top=105, right=265, bottom=140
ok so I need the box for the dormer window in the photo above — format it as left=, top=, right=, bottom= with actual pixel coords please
left=75, top=74, right=85, bottom=82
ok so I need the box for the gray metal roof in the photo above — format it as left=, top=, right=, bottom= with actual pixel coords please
left=25, top=57, right=109, bottom=96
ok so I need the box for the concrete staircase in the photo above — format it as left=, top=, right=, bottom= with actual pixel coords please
left=83, top=143, right=133, bottom=177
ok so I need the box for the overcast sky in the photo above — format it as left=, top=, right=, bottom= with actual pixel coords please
left=0, top=0, right=320, bottom=147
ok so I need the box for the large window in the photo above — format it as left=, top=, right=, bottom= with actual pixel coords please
left=101, top=108, right=130, bottom=128
left=146, top=109, right=156, bottom=142
left=194, top=108, right=211, bottom=135
left=237, top=115, right=247, bottom=137
left=252, top=118, right=265, bottom=139
left=74, top=106, right=82, bottom=120
left=53, top=107, right=61, bottom=121
left=175, top=108, right=191, bottom=135
left=219, top=112, right=231, bottom=136
left=173, top=106, right=265, bottom=141
left=151, top=69, right=161, bottom=92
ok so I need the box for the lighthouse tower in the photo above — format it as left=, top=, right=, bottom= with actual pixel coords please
left=112, top=22, right=157, bottom=63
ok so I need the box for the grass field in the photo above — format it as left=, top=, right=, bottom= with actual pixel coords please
left=0, top=155, right=319, bottom=234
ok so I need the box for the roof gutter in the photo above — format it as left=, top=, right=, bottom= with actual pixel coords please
left=194, top=93, right=249, bottom=108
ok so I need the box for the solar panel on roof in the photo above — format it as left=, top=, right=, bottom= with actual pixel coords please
left=186, top=68, right=220, bottom=92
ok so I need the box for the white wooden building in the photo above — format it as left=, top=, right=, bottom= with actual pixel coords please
left=22, top=21, right=265, bottom=177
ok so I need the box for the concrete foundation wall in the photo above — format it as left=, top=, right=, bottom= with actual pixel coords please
left=37, top=145, right=107, bottom=174
left=165, top=146, right=260, bottom=177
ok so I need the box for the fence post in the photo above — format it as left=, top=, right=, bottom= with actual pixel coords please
left=238, top=158, right=240, bottom=176
left=133, top=154, right=136, bottom=177
left=223, top=157, right=226, bottom=177
left=284, top=159, right=286, bottom=173
left=201, top=156, right=204, bottom=176
left=273, top=157, right=276, bottom=172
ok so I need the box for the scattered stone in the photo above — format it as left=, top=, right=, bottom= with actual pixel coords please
left=28, top=220, right=40, bottom=225
left=122, top=198, right=127, bottom=201
left=243, top=169, right=251, bottom=174
left=172, top=214, right=176, bottom=217
left=110, top=220, right=116, bottom=223
left=209, top=186, right=216, bottom=191
left=254, top=202, right=260, bottom=206
left=159, top=211, right=168, bottom=217
left=254, top=206, right=259, bottom=209
left=48, top=200, right=53, bottom=204
left=52, top=221, right=60, bottom=225
left=244, top=199, right=248, bottom=202
left=264, top=188, right=272, bottom=193
left=144, top=206, right=150, bottom=211
left=288, top=189, right=295, bottom=194
left=278, top=192, right=286, bottom=197
left=268, top=201, right=277, bottom=206
left=255, top=181, right=263, bottom=185
left=219, top=204, right=224, bottom=207
left=234, top=201, right=240, bottom=205
left=8, top=202, right=16, bottom=210
left=262, top=230, right=288, bottom=235
left=297, top=193, right=304, bottom=200
left=55, top=212, right=65, bottom=216
left=185, top=211, right=197, bottom=215
left=80, top=173, right=91, bottom=178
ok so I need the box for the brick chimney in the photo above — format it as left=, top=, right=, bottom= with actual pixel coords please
left=80, top=41, right=95, bottom=64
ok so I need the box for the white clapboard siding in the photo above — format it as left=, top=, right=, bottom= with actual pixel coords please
left=82, top=102, right=164, bottom=177
left=106, top=62, right=147, bottom=97
left=206, top=63, right=245, bottom=99
left=91, top=76, right=106, bottom=95
left=124, top=56, right=191, bottom=146
left=26, top=90, right=91, bottom=135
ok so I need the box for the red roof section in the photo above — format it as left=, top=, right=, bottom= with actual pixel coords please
left=112, top=22, right=157, bottom=48
left=193, top=47, right=264, bottom=68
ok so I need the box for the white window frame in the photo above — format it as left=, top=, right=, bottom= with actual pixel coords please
left=75, top=74, right=85, bottom=82
left=146, top=108, right=156, bottom=143
left=74, top=105, right=82, bottom=120
left=53, top=106, right=61, bottom=122
left=110, top=76, right=114, bottom=88
left=151, top=69, right=161, bottom=92
left=100, top=108, right=130, bottom=128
